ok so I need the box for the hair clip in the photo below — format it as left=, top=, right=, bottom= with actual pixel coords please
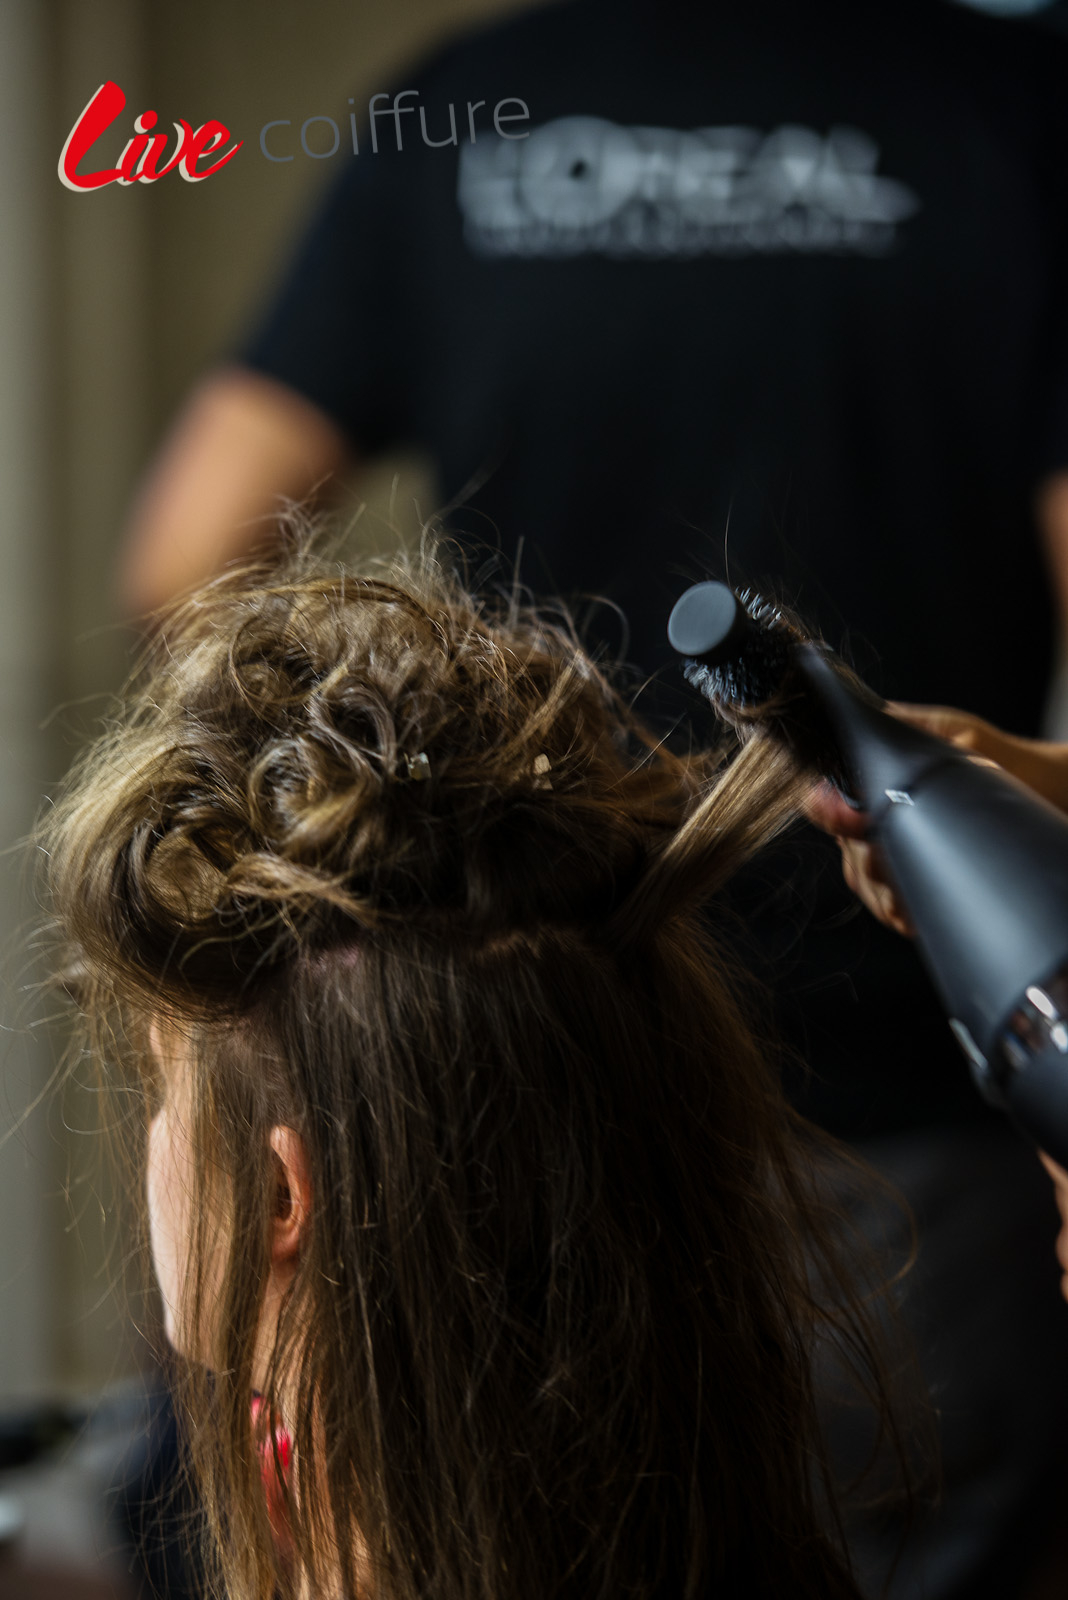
left=403, top=751, right=431, bottom=782
left=532, top=752, right=552, bottom=790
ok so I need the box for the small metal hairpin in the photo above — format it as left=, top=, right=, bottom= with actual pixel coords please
left=403, top=751, right=431, bottom=782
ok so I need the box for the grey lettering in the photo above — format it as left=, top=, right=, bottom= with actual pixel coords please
left=300, top=116, right=340, bottom=159
left=420, top=103, right=458, bottom=148
left=493, top=98, right=530, bottom=140
left=259, top=120, right=293, bottom=162
left=458, top=116, right=919, bottom=259
left=467, top=100, right=486, bottom=143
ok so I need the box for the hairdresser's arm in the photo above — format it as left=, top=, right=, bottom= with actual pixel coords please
left=1039, top=1151, right=1068, bottom=1303
left=118, top=366, right=352, bottom=620
left=888, top=703, right=1068, bottom=812
left=1038, top=471, right=1068, bottom=739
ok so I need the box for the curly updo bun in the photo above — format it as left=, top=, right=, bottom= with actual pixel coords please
left=47, top=535, right=803, bottom=1009
left=51, top=545, right=705, bottom=1003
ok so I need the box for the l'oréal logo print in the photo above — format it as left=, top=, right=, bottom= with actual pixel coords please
left=459, top=117, right=920, bottom=257
left=59, top=82, right=243, bottom=190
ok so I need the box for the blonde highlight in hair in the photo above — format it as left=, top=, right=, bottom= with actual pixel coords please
left=42, top=532, right=916, bottom=1600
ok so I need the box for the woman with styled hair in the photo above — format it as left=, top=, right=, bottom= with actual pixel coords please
left=43, top=536, right=907, bottom=1600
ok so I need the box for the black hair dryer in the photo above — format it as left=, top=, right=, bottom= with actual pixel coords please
left=669, top=580, right=1068, bottom=1168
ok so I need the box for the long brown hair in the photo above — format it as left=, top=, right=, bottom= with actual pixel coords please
left=43, top=534, right=911, bottom=1600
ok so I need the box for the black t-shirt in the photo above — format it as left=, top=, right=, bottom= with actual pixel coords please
left=244, top=0, right=1068, bottom=1136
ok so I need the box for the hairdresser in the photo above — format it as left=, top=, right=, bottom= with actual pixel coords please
left=116, top=1, right=1068, bottom=1595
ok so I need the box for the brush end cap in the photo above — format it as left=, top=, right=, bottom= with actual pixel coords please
left=668, top=582, right=749, bottom=663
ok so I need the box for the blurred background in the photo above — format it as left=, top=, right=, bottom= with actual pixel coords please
left=2, top=2, right=545, bottom=1589
left=3, top=0, right=551, bottom=1412
left=6, top=0, right=1068, bottom=1591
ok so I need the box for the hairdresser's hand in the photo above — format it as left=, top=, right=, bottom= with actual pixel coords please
left=806, top=700, right=1068, bottom=938
left=890, top=703, right=1068, bottom=815
left=802, top=700, right=993, bottom=938
left=804, top=782, right=914, bottom=938
left=1039, top=1151, right=1068, bottom=1304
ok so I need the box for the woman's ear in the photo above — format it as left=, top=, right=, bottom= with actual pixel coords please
left=268, top=1125, right=312, bottom=1265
